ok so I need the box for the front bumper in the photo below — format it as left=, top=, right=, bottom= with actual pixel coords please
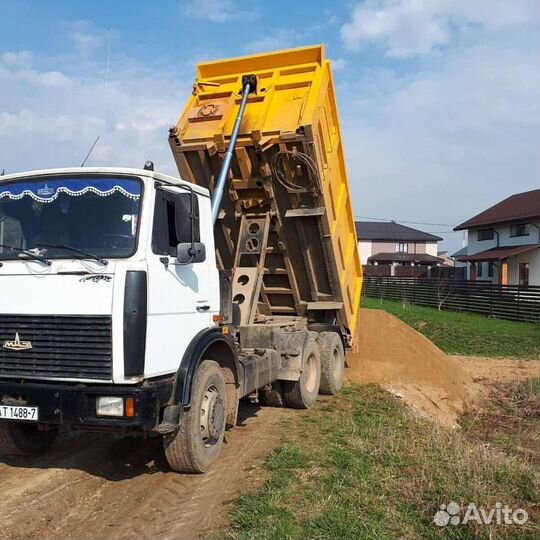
left=0, top=377, right=175, bottom=432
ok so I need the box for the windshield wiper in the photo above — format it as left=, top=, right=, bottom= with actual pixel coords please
left=0, top=244, right=52, bottom=265
left=36, top=244, right=108, bottom=265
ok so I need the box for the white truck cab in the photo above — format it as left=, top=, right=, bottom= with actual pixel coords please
left=0, top=167, right=220, bottom=384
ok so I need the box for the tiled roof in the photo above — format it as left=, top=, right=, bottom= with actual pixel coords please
left=368, top=252, right=443, bottom=263
left=451, top=246, right=468, bottom=258
left=355, top=221, right=442, bottom=242
left=456, top=244, right=539, bottom=262
left=454, top=189, right=540, bottom=230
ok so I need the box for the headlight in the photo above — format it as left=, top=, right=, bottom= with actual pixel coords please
left=96, top=396, right=124, bottom=417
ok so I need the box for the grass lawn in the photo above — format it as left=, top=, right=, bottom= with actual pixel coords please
left=361, top=297, right=540, bottom=358
left=218, top=386, right=540, bottom=540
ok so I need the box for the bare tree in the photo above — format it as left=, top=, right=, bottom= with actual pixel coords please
left=434, top=274, right=454, bottom=311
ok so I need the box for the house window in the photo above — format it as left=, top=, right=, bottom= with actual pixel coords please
left=519, top=263, right=529, bottom=288
left=477, top=262, right=483, bottom=277
left=477, top=228, right=494, bottom=241
left=510, top=223, right=529, bottom=237
left=396, top=242, right=408, bottom=253
left=488, top=262, right=494, bottom=278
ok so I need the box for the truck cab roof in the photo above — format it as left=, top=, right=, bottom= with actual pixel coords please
left=0, top=167, right=211, bottom=198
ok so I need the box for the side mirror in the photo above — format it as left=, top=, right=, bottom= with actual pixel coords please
left=175, top=193, right=200, bottom=243
left=177, top=242, right=206, bottom=264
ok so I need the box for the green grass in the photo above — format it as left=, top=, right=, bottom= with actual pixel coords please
left=361, top=297, right=540, bottom=358
left=218, top=386, right=540, bottom=540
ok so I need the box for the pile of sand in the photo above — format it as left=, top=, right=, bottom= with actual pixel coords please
left=347, top=309, right=473, bottom=428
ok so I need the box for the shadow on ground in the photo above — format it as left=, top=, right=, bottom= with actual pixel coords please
left=0, top=400, right=263, bottom=481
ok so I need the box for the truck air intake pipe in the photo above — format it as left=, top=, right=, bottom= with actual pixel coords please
left=210, top=74, right=257, bottom=224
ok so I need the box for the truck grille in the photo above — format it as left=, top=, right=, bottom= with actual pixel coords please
left=0, top=315, right=112, bottom=380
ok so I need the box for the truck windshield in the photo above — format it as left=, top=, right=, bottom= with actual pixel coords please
left=0, top=176, right=142, bottom=260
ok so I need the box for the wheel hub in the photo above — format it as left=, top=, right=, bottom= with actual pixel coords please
left=333, top=347, right=342, bottom=379
left=200, top=384, right=225, bottom=446
left=304, top=354, right=317, bottom=393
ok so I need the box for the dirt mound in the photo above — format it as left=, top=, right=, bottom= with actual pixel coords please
left=347, top=309, right=473, bottom=428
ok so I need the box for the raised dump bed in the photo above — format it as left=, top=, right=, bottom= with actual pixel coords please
left=169, top=45, right=362, bottom=342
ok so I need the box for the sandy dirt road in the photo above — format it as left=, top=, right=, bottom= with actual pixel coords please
left=0, top=402, right=286, bottom=540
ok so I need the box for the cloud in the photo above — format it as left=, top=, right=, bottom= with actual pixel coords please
left=1, top=51, right=33, bottom=68
left=9, top=69, right=72, bottom=88
left=183, top=0, right=257, bottom=23
left=66, top=20, right=114, bottom=56
left=341, top=0, right=536, bottom=57
left=0, top=44, right=190, bottom=175
left=336, top=0, right=540, bottom=251
left=331, top=58, right=346, bottom=71
left=244, top=29, right=301, bottom=53
left=339, top=42, right=540, bottom=251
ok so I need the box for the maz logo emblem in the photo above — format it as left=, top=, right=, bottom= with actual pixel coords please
left=80, top=275, right=112, bottom=283
left=3, top=333, right=33, bottom=351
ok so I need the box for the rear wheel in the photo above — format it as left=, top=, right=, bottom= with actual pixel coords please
left=0, top=422, right=57, bottom=456
left=283, top=339, right=321, bottom=409
left=163, top=360, right=227, bottom=473
left=318, top=332, right=345, bottom=395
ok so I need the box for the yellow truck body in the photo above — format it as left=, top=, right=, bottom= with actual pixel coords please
left=169, top=45, right=362, bottom=341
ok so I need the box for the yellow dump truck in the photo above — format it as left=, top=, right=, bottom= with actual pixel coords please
left=170, top=45, right=362, bottom=339
left=0, top=45, right=361, bottom=474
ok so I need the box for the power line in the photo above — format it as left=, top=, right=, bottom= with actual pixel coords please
left=355, top=215, right=456, bottom=228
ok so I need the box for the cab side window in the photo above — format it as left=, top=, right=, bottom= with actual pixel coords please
left=152, top=190, right=200, bottom=256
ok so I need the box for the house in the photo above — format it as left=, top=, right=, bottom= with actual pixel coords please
left=454, top=188, right=540, bottom=287
left=449, top=246, right=470, bottom=267
left=356, top=221, right=443, bottom=267
left=437, top=250, right=456, bottom=267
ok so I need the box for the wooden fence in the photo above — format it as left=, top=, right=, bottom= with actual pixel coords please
left=363, top=265, right=467, bottom=280
left=362, top=277, right=540, bottom=324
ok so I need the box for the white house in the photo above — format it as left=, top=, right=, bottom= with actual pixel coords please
left=454, top=188, right=540, bottom=287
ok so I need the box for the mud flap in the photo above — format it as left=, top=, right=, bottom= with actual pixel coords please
left=157, top=404, right=182, bottom=434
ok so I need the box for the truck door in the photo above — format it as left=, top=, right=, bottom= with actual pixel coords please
left=145, top=186, right=213, bottom=378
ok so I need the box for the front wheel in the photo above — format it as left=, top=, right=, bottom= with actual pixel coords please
left=0, top=422, right=58, bottom=456
left=163, top=360, right=228, bottom=473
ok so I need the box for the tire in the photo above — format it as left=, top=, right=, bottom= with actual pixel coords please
left=283, top=339, right=321, bottom=409
left=318, top=332, right=345, bottom=395
left=260, top=381, right=286, bottom=407
left=0, top=421, right=57, bottom=456
left=163, top=360, right=228, bottom=473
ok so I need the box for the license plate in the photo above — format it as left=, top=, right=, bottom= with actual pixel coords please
left=0, top=405, right=39, bottom=421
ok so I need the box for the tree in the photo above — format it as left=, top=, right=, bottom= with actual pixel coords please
left=434, top=275, right=454, bottom=311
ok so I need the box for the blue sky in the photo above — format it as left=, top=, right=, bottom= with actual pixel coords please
left=1, top=0, right=539, bottom=252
